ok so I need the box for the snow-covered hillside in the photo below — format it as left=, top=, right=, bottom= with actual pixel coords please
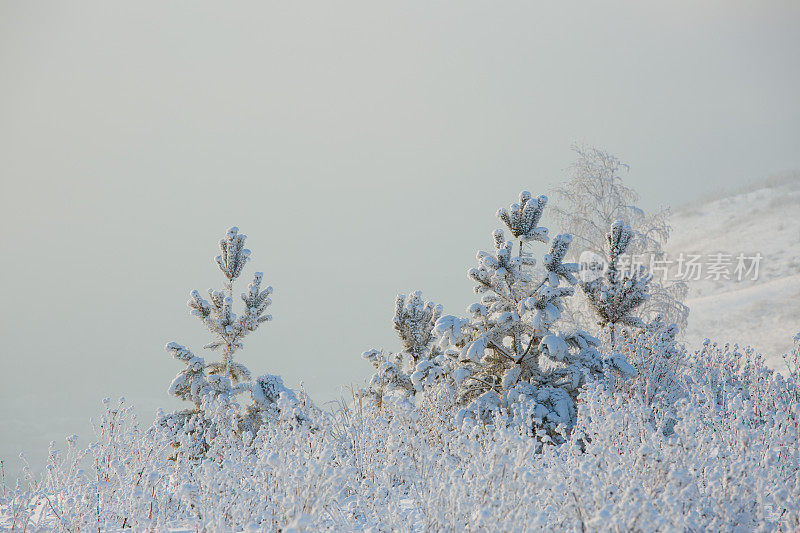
left=668, top=172, right=800, bottom=368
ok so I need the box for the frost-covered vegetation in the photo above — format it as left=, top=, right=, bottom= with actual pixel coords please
left=3, top=340, right=799, bottom=531
left=552, top=145, right=689, bottom=331
left=2, top=185, right=800, bottom=532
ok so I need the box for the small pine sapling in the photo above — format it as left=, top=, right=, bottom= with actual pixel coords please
left=433, top=191, right=635, bottom=441
left=160, top=227, right=295, bottom=451
left=360, top=292, right=444, bottom=407
left=580, top=220, right=651, bottom=349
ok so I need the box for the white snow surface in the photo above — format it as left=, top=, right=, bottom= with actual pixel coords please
left=667, top=172, right=800, bottom=368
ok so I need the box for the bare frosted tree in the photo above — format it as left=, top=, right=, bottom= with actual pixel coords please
left=551, top=144, right=689, bottom=331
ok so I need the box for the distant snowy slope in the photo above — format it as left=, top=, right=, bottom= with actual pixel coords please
left=667, top=172, right=800, bottom=368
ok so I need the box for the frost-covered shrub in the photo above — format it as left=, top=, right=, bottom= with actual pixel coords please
left=784, top=333, right=800, bottom=394
left=576, top=221, right=688, bottom=432
left=617, top=316, right=684, bottom=410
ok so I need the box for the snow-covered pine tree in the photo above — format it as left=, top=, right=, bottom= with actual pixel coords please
left=433, top=191, right=635, bottom=441
left=160, top=227, right=297, bottom=450
left=551, top=144, right=689, bottom=331
left=360, top=291, right=444, bottom=407
left=580, top=220, right=651, bottom=349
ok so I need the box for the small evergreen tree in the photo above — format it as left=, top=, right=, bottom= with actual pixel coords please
left=360, top=291, right=444, bottom=407
left=580, top=220, right=650, bottom=349
left=160, top=227, right=300, bottom=453
left=426, top=191, right=636, bottom=441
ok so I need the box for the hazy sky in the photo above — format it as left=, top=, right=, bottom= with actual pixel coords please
left=1, top=1, right=799, bottom=476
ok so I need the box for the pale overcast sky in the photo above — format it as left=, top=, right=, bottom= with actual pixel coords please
left=1, top=1, right=799, bottom=474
